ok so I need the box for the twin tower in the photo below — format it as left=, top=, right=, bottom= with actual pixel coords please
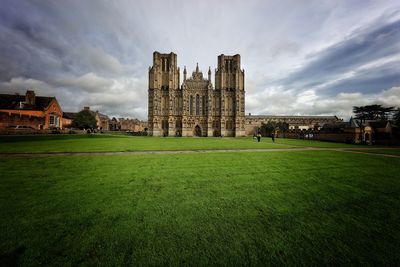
left=148, top=52, right=245, bottom=137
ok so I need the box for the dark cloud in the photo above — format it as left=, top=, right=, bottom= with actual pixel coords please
left=324, top=60, right=400, bottom=95
left=278, top=11, right=400, bottom=91
left=0, top=0, right=399, bottom=120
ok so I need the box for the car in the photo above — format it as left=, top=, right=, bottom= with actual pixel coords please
left=5, top=125, right=37, bottom=134
left=7, top=125, right=35, bottom=130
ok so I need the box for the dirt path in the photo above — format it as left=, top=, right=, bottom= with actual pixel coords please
left=0, top=147, right=399, bottom=158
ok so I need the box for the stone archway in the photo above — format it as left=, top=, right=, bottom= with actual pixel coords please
left=194, top=125, right=201, bottom=137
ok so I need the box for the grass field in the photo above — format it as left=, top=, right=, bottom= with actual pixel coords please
left=349, top=148, right=400, bottom=156
left=1, top=136, right=399, bottom=265
left=0, top=134, right=367, bottom=153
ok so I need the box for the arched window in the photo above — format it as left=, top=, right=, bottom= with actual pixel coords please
left=196, top=95, right=199, bottom=116
left=202, top=96, right=206, bottom=115
left=190, top=96, right=193, bottom=115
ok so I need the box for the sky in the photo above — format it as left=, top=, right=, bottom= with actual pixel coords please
left=0, top=0, right=399, bottom=120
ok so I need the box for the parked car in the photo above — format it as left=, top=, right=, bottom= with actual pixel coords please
left=5, top=125, right=37, bottom=134
left=9, top=125, right=35, bottom=130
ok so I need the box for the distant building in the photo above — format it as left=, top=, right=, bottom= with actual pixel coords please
left=62, top=112, right=78, bottom=128
left=109, top=117, right=120, bottom=131
left=360, top=120, right=399, bottom=145
left=62, top=107, right=110, bottom=130
left=315, top=117, right=400, bottom=145
left=0, top=90, right=63, bottom=129
left=245, top=115, right=341, bottom=135
left=93, top=109, right=110, bottom=131
left=118, top=118, right=147, bottom=132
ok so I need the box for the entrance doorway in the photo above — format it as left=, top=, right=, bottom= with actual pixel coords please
left=162, top=120, right=169, bottom=137
left=194, top=125, right=201, bottom=137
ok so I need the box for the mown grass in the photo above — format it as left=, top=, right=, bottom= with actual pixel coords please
left=349, top=148, right=400, bottom=156
left=0, top=134, right=366, bottom=153
left=1, top=151, right=399, bottom=265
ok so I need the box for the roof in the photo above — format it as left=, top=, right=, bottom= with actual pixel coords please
left=246, top=115, right=340, bottom=120
left=349, top=117, right=360, bottom=128
left=90, top=111, right=110, bottom=120
left=368, top=121, right=389, bottom=129
left=0, top=94, right=55, bottom=111
left=63, top=112, right=78, bottom=119
left=322, top=122, right=350, bottom=129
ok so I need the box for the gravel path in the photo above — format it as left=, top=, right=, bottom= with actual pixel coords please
left=0, top=147, right=399, bottom=158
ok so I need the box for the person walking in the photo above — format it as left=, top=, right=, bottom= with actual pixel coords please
left=257, top=133, right=261, bottom=142
left=271, top=132, right=275, bottom=143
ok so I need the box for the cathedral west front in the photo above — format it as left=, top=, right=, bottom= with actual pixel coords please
left=148, top=52, right=245, bottom=137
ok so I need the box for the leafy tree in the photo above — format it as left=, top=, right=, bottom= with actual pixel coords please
left=394, top=108, right=400, bottom=126
left=72, top=110, right=97, bottom=129
left=260, top=121, right=288, bottom=136
left=353, top=104, right=395, bottom=123
left=353, top=104, right=395, bottom=144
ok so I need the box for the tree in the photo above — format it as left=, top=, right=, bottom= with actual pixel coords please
left=72, top=110, right=97, bottom=129
left=353, top=104, right=395, bottom=123
left=260, top=121, right=288, bottom=137
left=353, top=104, right=395, bottom=143
left=394, top=108, right=400, bottom=126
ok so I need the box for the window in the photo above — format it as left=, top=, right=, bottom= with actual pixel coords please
left=49, top=115, right=55, bottom=125
left=162, top=96, right=169, bottom=113
left=190, top=96, right=193, bottom=115
left=225, top=120, right=234, bottom=130
left=162, top=120, right=168, bottom=130
left=196, top=95, right=199, bottom=116
left=202, top=96, right=206, bottom=115
left=49, top=115, right=60, bottom=127
left=213, top=121, right=219, bottom=129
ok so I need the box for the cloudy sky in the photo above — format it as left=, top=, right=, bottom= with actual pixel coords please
left=0, top=0, right=399, bottom=120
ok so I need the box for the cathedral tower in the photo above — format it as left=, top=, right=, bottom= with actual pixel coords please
left=215, top=54, right=245, bottom=136
left=148, top=52, right=181, bottom=136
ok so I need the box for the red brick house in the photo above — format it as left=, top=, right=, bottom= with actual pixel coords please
left=0, top=90, right=63, bottom=130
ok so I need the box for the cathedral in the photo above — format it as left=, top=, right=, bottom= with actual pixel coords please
left=148, top=52, right=246, bottom=137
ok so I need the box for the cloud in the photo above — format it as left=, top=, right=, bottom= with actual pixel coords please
left=79, top=45, right=125, bottom=75
left=52, top=73, right=113, bottom=93
left=247, top=86, right=400, bottom=119
left=0, top=75, right=147, bottom=119
left=0, top=0, right=399, bottom=120
left=276, top=10, right=400, bottom=92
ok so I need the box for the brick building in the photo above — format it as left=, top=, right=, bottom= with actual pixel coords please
left=0, top=90, right=63, bottom=130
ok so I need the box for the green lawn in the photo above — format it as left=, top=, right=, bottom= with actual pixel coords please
left=349, top=148, right=400, bottom=156
left=1, top=150, right=400, bottom=265
left=272, top=137, right=368, bottom=148
left=0, top=134, right=366, bottom=153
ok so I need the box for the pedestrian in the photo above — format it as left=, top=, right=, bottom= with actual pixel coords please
left=257, top=133, right=261, bottom=142
left=271, top=132, right=275, bottom=143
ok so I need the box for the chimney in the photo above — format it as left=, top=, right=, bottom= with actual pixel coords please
left=26, top=90, right=35, bottom=105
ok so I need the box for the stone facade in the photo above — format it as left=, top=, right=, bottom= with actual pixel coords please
left=118, top=118, right=148, bottom=132
left=245, top=115, right=342, bottom=135
left=148, top=52, right=245, bottom=137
